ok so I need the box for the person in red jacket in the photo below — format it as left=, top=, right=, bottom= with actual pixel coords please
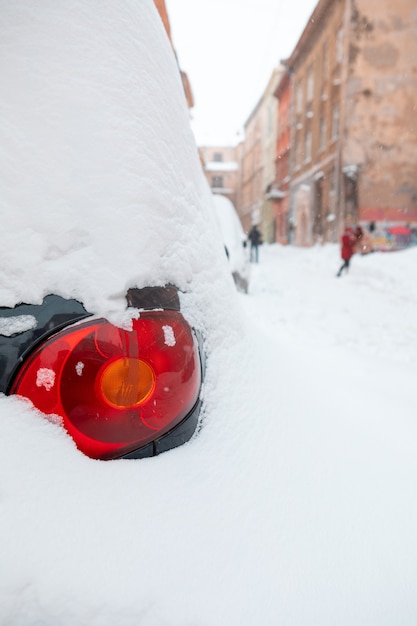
left=336, top=227, right=356, bottom=277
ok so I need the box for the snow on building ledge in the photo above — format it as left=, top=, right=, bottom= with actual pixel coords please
left=343, top=164, right=360, bottom=178
left=212, top=187, right=234, bottom=194
left=205, top=162, right=238, bottom=172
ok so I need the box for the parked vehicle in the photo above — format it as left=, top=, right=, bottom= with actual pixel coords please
left=211, top=194, right=250, bottom=293
left=0, top=2, right=225, bottom=461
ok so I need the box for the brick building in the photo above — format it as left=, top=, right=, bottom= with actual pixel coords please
left=238, top=67, right=281, bottom=239
left=261, top=68, right=282, bottom=243
left=240, top=97, right=264, bottom=233
left=198, top=145, right=241, bottom=208
left=284, top=0, right=417, bottom=245
left=271, top=71, right=291, bottom=244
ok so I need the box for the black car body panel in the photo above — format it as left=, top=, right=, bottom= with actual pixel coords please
left=0, top=295, right=91, bottom=395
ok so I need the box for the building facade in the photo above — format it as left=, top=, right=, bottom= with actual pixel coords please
left=260, top=68, right=282, bottom=243
left=344, top=0, right=417, bottom=235
left=271, top=70, right=291, bottom=244
left=285, top=0, right=417, bottom=245
left=238, top=68, right=281, bottom=239
left=198, top=145, right=240, bottom=207
left=239, top=97, right=264, bottom=233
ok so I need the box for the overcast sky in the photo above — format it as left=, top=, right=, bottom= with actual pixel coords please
left=166, top=0, right=320, bottom=146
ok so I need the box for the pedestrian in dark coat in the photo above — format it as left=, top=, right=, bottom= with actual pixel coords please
left=336, top=227, right=355, bottom=276
left=248, top=225, right=262, bottom=263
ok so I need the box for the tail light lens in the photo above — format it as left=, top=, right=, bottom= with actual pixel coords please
left=11, top=310, right=202, bottom=460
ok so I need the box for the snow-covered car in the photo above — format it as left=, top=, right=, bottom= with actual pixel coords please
left=0, top=2, right=233, bottom=461
left=211, top=193, right=250, bottom=293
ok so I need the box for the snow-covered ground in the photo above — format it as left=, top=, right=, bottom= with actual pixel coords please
left=1, top=3, right=416, bottom=623
left=248, top=243, right=417, bottom=366
left=1, top=243, right=417, bottom=626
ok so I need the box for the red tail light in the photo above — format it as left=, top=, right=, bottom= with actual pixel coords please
left=11, top=311, right=202, bottom=459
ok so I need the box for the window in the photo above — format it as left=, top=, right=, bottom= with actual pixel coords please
left=307, top=65, right=314, bottom=102
left=296, top=82, right=303, bottom=114
left=211, top=175, right=223, bottom=188
left=278, top=106, right=288, bottom=138
left=267, top=100, right=273, bottom=134
left=213, top=152, right=223, bottom=162
left=330, top=167, right=337, bottom=193
left=304, top=129, right=312, bottom=162
left=332, top=103, right=339, bottom=139
left=336, top=28, right=343, bottom=64
left=294, top=137, right=301, bottom=169
left=320, top=116, right=326, bottom=150
left=322, top=41, right=329, bottom=77
left=282, top=105, right=289, bottom=129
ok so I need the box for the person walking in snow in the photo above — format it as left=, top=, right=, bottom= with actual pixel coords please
left=248, top=224, right=262, bottom=263
left=336, top=226, right=356, bottom=277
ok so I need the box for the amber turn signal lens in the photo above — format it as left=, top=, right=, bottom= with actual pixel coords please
left=100, top=358, right=155, bottom=409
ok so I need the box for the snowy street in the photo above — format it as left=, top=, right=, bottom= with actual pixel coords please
left=246, top=243, right=417, bottom=368
left=2, top=244, right=417, bottom=626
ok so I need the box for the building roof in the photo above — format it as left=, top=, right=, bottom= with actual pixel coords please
left=274, top=69, right=290, bottom=99
left=284, top=0, right=336, bottom=68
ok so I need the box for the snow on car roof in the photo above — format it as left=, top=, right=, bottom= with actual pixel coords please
left=0, top=0, right=235, bottom=336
